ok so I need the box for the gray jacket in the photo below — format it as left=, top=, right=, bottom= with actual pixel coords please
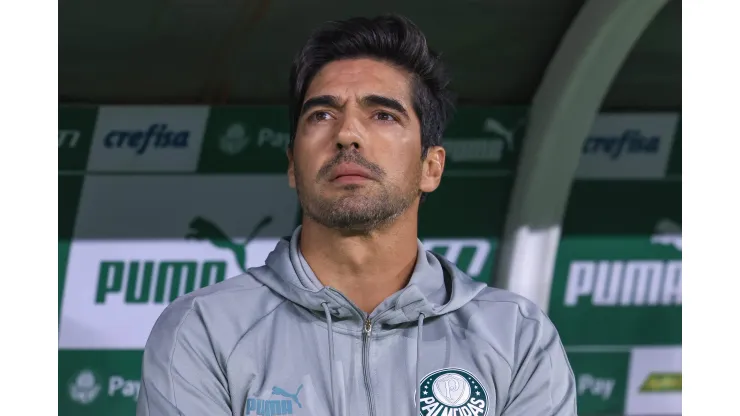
left=137, top=227, right=577, bottom=416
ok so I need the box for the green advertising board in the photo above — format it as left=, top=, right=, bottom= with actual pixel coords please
left=550, top=182, right=682, bottom=347
left=59, top=351, right=144, bottom=415
left=550, top=113, right=682, bottom=415
left=569, top=352, right=632, bottom=413
left=198, top=106, right=291, bottom=173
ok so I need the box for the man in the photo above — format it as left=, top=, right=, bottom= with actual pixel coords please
left=137, top=14, right=577, bottom=416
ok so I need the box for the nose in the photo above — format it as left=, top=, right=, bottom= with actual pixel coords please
left=335, top=112, right=365, bottom=151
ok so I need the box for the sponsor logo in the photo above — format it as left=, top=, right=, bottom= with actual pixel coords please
left=59, top=129, right=81, bottom=148
left=577, top=374, right=615, bottom=400
left=423, top=239, right=492, bottom=279
left=564, top=219, right=682, bottom=307
left=650, top=219, right=681, bottom=251
left=640, top=372, right=681, bottom=393
left=59, top=214, right=278, bottom=349
left=186, top=215, right=271, bottom=274
left=576, top=113, right=679, bottom=179
left=69, top=369, right=101, bottom=405
left=95, top=216, right=272, bottom=305
left=245, top=384, right=303, bottom=415
left=219, top=123, right=289, bottom=155
left=419, top=368, right=489, bottom=416
left=444, top=117, right=524, bottom=163
left=582, top=129, right=660, bottom=160
left=625, top=347, right=681, bottom=415
left=104, top=123, right=190, bottom=155
left=219, top=123, right=250, bottom=155
left=69, top=369, right=140, bottom=405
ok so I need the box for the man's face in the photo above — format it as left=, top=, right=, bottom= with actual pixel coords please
left=288, top=58, right=444, bottom=233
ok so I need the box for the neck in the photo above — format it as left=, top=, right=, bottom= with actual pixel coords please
left=299, top=209, right=420, bottom=314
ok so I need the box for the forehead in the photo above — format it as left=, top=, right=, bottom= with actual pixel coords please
left=304, top=58, right=413, bottom=104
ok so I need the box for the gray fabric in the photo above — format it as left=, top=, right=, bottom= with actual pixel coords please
left=137, top=226, right=577, bottom=416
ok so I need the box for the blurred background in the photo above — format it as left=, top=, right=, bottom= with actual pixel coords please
left=58, top=0, right=681, bottom=415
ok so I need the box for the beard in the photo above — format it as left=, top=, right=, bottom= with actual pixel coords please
left=295, top=151, right=421, bottom=233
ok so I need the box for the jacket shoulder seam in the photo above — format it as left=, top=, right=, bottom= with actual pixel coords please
left=168, top=305, right=195, bottom=408
left=225, top=298, right=289, bottom=366
left=473, top=298, right=542, bottom=321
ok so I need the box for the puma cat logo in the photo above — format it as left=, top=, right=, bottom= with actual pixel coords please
left=650, top=219, right=682, bottom=252
left=186, top=216, right=273, bottom=273
left=272, top=385, right=303, bottom=408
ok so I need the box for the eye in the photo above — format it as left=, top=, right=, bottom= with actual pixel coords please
left=308, top=111, right=333, bottom=123
left=373, top=112, right=398, bottom=123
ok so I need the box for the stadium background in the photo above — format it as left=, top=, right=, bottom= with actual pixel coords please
left=58, top=1, right=681, bottom=415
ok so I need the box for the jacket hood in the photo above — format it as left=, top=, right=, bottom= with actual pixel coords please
left=249, top=226, right=488, bottom=326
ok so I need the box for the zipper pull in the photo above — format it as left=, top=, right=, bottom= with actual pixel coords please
left=363, top=318, right=372, bottom=336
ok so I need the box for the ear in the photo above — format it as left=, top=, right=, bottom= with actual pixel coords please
left=287, top=148, right=296, bottom=189
left=420, top=146, right=445, bottom=193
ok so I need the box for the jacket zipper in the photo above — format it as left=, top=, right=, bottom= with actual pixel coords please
left=363, top=317, right=376, bottom=416
left=326, top=288, right=388, bottom=416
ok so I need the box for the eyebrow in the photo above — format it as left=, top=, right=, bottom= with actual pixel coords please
left=301, top=95, right=342, bottom=116
left=360, top=95, right=409, bottom=119
left=300, top=94, right=410, bottom=119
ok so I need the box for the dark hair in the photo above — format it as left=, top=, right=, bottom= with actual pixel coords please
left=288, top=14, right=456, bottom=157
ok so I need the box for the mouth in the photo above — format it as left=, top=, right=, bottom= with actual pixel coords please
left=330, top=163, right=375, bottom=184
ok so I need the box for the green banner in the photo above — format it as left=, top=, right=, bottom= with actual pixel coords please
left=551, top=235, right=681, bottom=346
left=549, top=113, right=682, bottom=415
left=570, top=351, right=631, bottom=414
left=198, top=106, right=291, bottom=173
left=569, top=346, right=682, bottom=415
left=441, top=106, right=528, bottom=173
left=549, top=181, right=682, bottom=346
left=59, top=351, right=143, bottom=415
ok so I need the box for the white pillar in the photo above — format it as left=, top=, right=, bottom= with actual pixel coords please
left=493, top=0, right=670, bottom=311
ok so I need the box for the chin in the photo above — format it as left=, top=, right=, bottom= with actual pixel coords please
left=331, top=198, right=374, bottom=213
